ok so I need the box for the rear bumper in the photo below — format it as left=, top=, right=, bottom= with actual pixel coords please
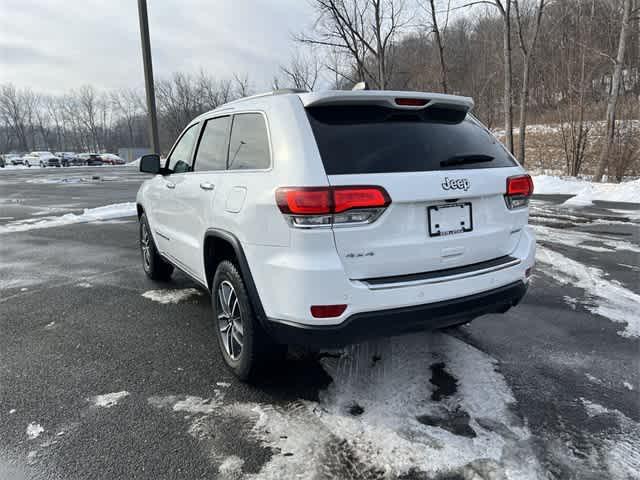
left=265, top=280, right=528, bottom=347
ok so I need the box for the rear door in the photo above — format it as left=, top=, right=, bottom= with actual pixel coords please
left=173, top=115, right=231, bottom=279
left=306, top=103, right=526, bottom=279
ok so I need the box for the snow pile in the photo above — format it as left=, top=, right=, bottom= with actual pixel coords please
left=536, top=246, right=640, bottom=338
left=127, top=158, right=141, bottom=167
left=0, top=202, right=137, bottom=234
left=534, top=175, right=640, bottom=204
left=89, top=391, right=130, bottom=408
left=141, top=288, right=203, bottom=304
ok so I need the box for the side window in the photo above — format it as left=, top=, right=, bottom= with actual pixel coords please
left=167, top=124, right=199, bottom=173
left=227, top=113, right=270, bottom=170
left=194, top=116, right=231, bottom=172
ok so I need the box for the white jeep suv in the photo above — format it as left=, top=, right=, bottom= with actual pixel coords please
left=136, top=89, right=535, bottom=380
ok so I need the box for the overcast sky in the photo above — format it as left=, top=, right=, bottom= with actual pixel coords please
left=0, top=0, right=314, bottom=94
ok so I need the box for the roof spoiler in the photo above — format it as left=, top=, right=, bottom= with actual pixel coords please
left=299, top=90, right=474, bottom=113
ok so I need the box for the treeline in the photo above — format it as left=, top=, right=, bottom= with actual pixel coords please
left=1, top=0, right=638, bottom=178
left=0, top=73, right=250, bottom=155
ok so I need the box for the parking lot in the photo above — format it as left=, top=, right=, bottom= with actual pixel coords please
left=1, top=166, right=638, bottom=479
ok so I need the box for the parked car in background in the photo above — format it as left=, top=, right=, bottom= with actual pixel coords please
left=101, top=153, right=126, bottom=165
left=56, top=152, right=82, bottom=167
left=5, top=153, right=25, bottom=166
left=23, top=151, right=61, bottom=168
left=77, top=153, right=104, bottom=166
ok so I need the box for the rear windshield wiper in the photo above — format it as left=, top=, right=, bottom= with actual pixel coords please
left=440, top=154, right=494, bottom=167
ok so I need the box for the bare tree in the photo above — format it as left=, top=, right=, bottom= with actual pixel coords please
left=112, top=89, right=144, bottom=148
left=594, top=0, right=633, bottom=182
left=278, top=49, right=322, bottom=91
left=494, top=0, right=514, bottom=154
left=557, top=0, right=596, bottom=177
left=513, top=0, right=545, bottom=165
left=420, top=0, right=450, bottom=93
left=232, top=73, right=250, bottom=97
left=297, top=0, right=410, bottom=89
left=0, top=84, right=31, bottom=151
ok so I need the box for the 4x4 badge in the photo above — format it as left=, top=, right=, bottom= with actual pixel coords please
left=442, top=177, right=470, bottom=191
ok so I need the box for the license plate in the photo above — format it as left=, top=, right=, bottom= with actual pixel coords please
left=427, top=203, right=473, bottom=237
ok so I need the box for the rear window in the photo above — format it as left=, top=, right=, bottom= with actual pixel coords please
left=306, top=105, right=516, bottom=175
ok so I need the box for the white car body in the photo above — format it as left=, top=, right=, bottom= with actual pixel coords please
left=24, top=151, right=60, bottom=167
left=137, top=89, right=535, bottom=345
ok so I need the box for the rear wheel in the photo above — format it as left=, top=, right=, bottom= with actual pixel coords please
left=139, top=213, right=173, bottom=281
left=212, top=260, right=281, bottom=381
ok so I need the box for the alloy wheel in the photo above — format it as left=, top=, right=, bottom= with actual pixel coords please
left=217, top=280, right=243, bottom=360
left=140, top=222, right=151, bottom=270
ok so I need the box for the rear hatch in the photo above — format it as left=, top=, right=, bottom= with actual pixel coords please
left=304, top=96, right=526, bottom=280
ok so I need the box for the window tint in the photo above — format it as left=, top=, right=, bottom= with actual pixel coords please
left=167, top=124, right=199, bottom=173
left=194, top=116, right=230, bottom=172
left=306, top=105, right=517, bottom=175
left=227, top=114, right=270, bottom=170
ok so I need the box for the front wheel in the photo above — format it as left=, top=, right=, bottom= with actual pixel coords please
left=139, top=213, right=173, bottom=281
left=212, top=260, right=280, bottom=381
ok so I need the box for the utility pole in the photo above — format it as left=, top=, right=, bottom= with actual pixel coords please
left=137, top=0, right=160, bottom=154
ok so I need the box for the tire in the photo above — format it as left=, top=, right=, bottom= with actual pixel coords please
left=139, top=213, right=173, bottom=281
left=212, top=260, right=281, bottom=381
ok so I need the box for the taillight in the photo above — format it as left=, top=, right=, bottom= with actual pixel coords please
left=505, top=174, right=533, bottom=209
left=276, top=186, right=390, bottom=228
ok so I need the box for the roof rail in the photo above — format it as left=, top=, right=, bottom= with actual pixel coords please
left=272, top=88, right=308, bottom=95
left=223, top=88, right=308, bottom=107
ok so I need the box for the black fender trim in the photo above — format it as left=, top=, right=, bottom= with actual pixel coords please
left=203, top=229, right=269, bottom=330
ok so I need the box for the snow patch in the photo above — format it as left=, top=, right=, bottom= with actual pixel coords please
left=149, top=334, right=541, bottom=479
left=141, top=288, right=202, bottom=304
left=534, top=175, right=640, bottom=204
left=585, top=373, right=604, bottom=385
left=173, top=396, right=223, bottom=414
left=0, top=202, right=137, bottom=234
left=90, top=391, right=129, bottom=408
left=623, top=382, right=634, bottom=391
left=148, top=391, right=226, bottom=415
left=537, top=246, right=640, bottom=337
left=26, top=423, right=44, bottom=439
left=218, top=455, right=244, bottom=478
left=533, top=224, right=640, bottom=254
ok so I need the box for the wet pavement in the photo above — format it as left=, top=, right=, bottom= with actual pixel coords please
left=0, top=166, right=638, bottom=479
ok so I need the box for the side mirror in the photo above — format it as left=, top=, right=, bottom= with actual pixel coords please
left=140, top=154, right=161, bottom=174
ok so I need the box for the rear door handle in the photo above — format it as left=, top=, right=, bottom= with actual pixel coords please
left=165, top=182, right=175, bottom=189
left=199, top=182, right=215, bottom=191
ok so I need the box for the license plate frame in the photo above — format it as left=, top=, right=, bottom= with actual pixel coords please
left=427, top=202, right=473, bottom=237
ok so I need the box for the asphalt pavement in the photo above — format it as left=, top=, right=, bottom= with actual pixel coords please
left=0, top=166, right=638, bottom=480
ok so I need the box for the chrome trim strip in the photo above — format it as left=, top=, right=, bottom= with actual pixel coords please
left=360, top=258, right=521, bottom=290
